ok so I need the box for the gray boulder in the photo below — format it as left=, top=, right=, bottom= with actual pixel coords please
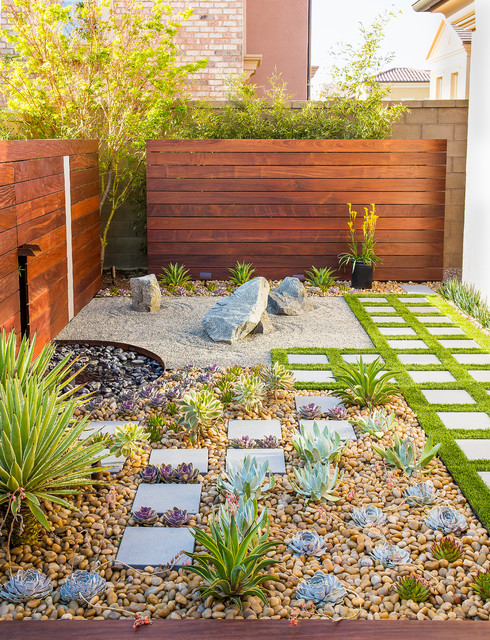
left=202, top=277, right=269, bottom=344
left=130, top=274, right=161, bottom=312
left=251, top=311, right=275, bottom=335
left=267, top=277, right=310, bottom=315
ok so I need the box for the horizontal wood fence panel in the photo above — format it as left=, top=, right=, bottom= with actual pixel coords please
left=0, top=140, right=101, bottom=351
left=147, top=139, right=446, bottom=281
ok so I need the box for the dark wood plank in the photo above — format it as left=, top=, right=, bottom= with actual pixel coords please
left=70, top=153, right=98, bottom=171
left=72, top=221, right=100, bottom=254
left=27, top=243, right=66, bottom=281
left=14, top=174, right=64, bottom=205
left=71, top=181, right=99, bottom=205
left=14, top=157, right=64, bottom=182
left=17, top=209, right=65, bottom=246
left=0, top=184, right=16, bottom=209
left=72, top=209, right=99, bottom=238
left=0, top=227, right=18, bottom=255
left=30, top=301, right=68, bottom=344
left=28, top=274, right=67, bottom=323
left=16, top=191, right=64, bottom=225
left=0, top=139, right=97, bottom=162
left=0, top=163, right=15, bottom=186
left=28, top=259, right=67, bottom=302
left=0, top=291, right=20, bottom=326
left=70, top=166, right=99, bottom=189
left=0, top=249, right=18, bottom=278
left=72, top=195, right=100, bottom=221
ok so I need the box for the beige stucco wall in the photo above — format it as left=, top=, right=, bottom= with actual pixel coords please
left=382, top=83, right=431, bottom=100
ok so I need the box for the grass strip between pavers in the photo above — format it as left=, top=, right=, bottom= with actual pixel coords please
left=271, top=293, right=490, bottom=529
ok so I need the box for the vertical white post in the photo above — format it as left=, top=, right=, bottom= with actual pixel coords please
left=64, top=155, right=75, bottom=320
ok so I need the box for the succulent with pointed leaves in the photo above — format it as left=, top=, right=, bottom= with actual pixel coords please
left=163, top=507, right=190, bottom=527
left=297, top=403, right=323, bottom=420
left=0, top=569, right=53, bottom=603
left=60, top=571, right=106, bottom=605
left=232, top=374, right=266, bottom=411
left=471, top=570, right=490, bottom=601
left=229, top=435, right=255, bottom=449
left=289, top=531, right=327, bottom=557
left=111, top=423, right=149, bottom=458
left=218, top=455, right=275, bottom=501
left=158, top=462, right=200, bottom=483
left=326, top=405, right=348, bottom=420
left=256, top=435, right=280, bottom=449
left=132, top=506, right=159, bottom=526
left=395, top=574, right=430, bottom=602
left=292, top=421, right=347, bottom=464
left=296, top=571, right=346, bottom=605
left=177, top=389, right=222, bottom=442
left=139, top=385, right=156, bottom=399
left=291, top=461, right=342, bottom=503
left=430, top=536, right=463, bottom=562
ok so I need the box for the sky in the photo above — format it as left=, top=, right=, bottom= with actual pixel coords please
left=311, top=0, right=442, bottom=95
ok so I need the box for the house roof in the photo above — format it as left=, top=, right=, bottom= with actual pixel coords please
left=452, top=24, right=472, bottom=43
left=375, top=68, right=431, bottom=83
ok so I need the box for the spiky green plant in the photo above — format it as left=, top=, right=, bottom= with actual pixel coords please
left=333, top=356, right=399, bottom=407
left=176, top=389, right=222, bottom=442
left=110, top=423, right=149, bottom=458
left=228, top=261, right=256, bottom=286
left=148, top=414, right=166, bottom=427
left=471, top=570, right=490, bottom=601
left=292, top=421, right=347, bottom=464
left=186, top=511, right=279, bottom=607
left=352, top=408, right=396, bottom=439
left=218, top=455, right=275, bottom=501
left=305, top=266, right=337, bottom=291
left=430, top=536, right=463, bottom=562
left=159, top=263, right=191, bottom=291
left=440, top=278, right=490, bottom=328
left=372, top=434, right=441, bottom=477
left=259, top=362, right=295, bottom=397
left=395, top=574, right=430, bottom=602
left=217, top=497, right=268, bottom=544
left=291, top=461, right=342, bottom=503
left=232, top=374, right=266, bottom=411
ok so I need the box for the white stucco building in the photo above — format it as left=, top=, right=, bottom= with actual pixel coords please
left=426, top=19, right=471, bottom=99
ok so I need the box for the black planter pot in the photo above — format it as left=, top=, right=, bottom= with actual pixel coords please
left=351, top=261, right=374, bottom=289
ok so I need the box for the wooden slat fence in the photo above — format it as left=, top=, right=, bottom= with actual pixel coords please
left=147, top=139, right=447, bottom=281
left=0, top=140, right=101, bottom=350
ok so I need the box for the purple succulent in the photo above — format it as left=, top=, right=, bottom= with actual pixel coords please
left=198, top=373, right=213, bottom=384
left=298, top=403, right=323, bottom=419
left=121, top=400, right=136, bottom=413
left=166, top=386, right=183, bottom=401
left=256, top=435, right=280, bottom=449
left=86, top=396, right=105, bottom=411
left=140, top=465, right=160, bottom=483
left=214, top=287, right=226, bottom=295
left=139, top=385, right=156, bottom=399
left=229, top=436, right=255, bottom=449
left=326, top=405, right=348, bottom=420
left=150, top=394, right=166, bottom=407
left=206, top=365, right=220, bottom=373
left=163, top=507, right=190, bottom=527
left=175, top=286, right=186, bottom=295
left=158, top=463, right=199, bottom=483
left=132, top=506, right=159, bottom=526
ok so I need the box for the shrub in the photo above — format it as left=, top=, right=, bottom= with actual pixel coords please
left=159, top=263, right=191, bottom=291
left=333, top=356, right=399, bottom=407
left=305, top=266, right=337, bottom=292
left=228, top=261, right=256, bottom=286
left=440, top=278, right=490, bottom=328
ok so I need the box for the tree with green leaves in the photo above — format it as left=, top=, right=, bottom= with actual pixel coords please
left=0, top=0, right=206, bottom=265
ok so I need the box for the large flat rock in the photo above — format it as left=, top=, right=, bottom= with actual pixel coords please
left=116, top=528, right=194, bottom=569
left=268, top=277, right=310, bottom=316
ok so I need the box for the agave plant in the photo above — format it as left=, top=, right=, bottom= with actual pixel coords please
left=111, top=423, right=149, bottom=458
left=228, top=261, right=256, bottom=286
left=159, top=263, right=191, bottom=291
left=424, top=506, right=467, bottom=534
left=351, top=505, right=386, bottom=528
left=395, top=574, right=430, bottom=602
left=404, top=480, right=438, bottom=506
left=471, top=570, right=490, bottom=601
left=232, top=374, right=266, bottom=412
left=218, top=455, right=275, bottom=501
left=177, top=389, right=222, bottom=442
left=333, top=357, right=399, bottom=407
left=292, top=421, right=347, bottom=464
left=291, top=461, right=342, bottom=503
left=185, top=511, right=279, bottom=607
left=372, top=434, right=441, bottom=477
left=216, top=497, right=269, bottom=544
left=0, top=569, right=53, bottom=603
left=163, top=506, right=190, bottom=527
left=430, top=536, right=463, bottom=562
left=304, top=266, right=337, bottom=292
left=132, top=506, right=159, bottom=525
left=59, top=570, right=106, bottom=605
left=289, top=531, right=327, bottom=557
left=296, top=571, right=346, bottom=605
left=159, top=463, right=200, bottom=484
left=372, top=542, right=410, bottom=567
left=140, top=465, right=160, bottom=484
left=352, top=408, right=396, bottom=439
left=259, top=362, right=295, bottom=396
left=297, top=402, right=323, bottom=420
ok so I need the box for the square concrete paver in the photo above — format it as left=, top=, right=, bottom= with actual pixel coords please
left=292, top=370, right=334, bottom=383
left=364, top=306, right=397, bottom=314
left=295, top=396, right=343, bottom=412
left=288, top=354, right=329, bottom=365
left=454, top=354, right=490, bottom=365
left=468, top=370, right=490, bottom=382
left=116, top=527, right=194, bottom=569
left=416, top=316, right=453, bottom=323
left=100, top=449, right=126, bottom=474
left=227, top=419, right=282, bottom=440
left=421, top=389, right=476, bottom=405
left=478, top=472, right=490, bottom=488
left=455, top=439, right=490, bottom=460
left=149, top=449, right=208, bottom=474
left=370, top=316, right=406, bottom=324
left=400, top=284, right=435, bottom=294
left=407, top=306, right=441, bottom=314
left=87, top=420, right=139, bottom=435
left=397, top=354, right=442, bottom=365
left=408, top=370, right=456, bottom=383
left=398, top=297, right=429, bottom=304
left=426, top=327, right=465, bottom=335
left=226, top=448, right=286, bottom=474
left=387, top=340, right=428, bottom=350
left=378, top=327, right=416, bottom=336
left=342, top=354, right=383, bottom=364
left=437, top=412, right=490, bottom=430
left=358, top=297, right=388, bottom=303
left=299, top=419, right=356, bottom=441
left=440, top=339, right=481, bottom=349
left=132, top=484, right=202, bottom=514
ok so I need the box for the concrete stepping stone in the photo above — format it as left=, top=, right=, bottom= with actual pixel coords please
left=468, top=370, right=490, bottom=382
left=378, top=327, right=416, bottom=336
left=455, top=439, right=490, bottom=460
left=342, top=354, right=383, bottom=363
left=478, top=472, right=490, bottom=488
left=358, top=297, right=388, bottom=303
left=292, top=370, right=334, bottom=383
left=364, top=306, right=397, bottom=313
left=299, top=419, right=356, bottom=441
left=426, top=327, right=465, bottom=335
left=439, top=339, right=481, bottom=349
left=453, top=354, right=490, bottom=365
left=226, top=448, right=286, bottom=474
left=116, top=527, right=194, bottom=569
left=421, top=389, right=476, bottom=405
left=397, top=354, right=441, bottom=365
left=416, top=316, right=453, bottom=323
left=227, top=419, right=282, bottom=440
left=387, top=339, right=428, bottom=349
left=149, top=449, right=209, bottom=474
left=295, top=396, right=342, bottom=412
left=407, top=306, right=441, bottom=314
left=288, top=354, right=329, bottom=365
left=371, top=316, right=406, bottom=324
left=132, top=484, right=202, bottom=514
left=82, top=420, right=139, bottom=439
left=437, top=412, right=490, bottom=430
left=100, top=450, right=126, bottom=474
left=398, top=297, right=429, bottom=304
left=408, top=370, right=456, bottom=383
left=400, top=284, right=435, bottom=294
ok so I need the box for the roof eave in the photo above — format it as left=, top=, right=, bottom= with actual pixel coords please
left=412, top=0, right=445, bottom=12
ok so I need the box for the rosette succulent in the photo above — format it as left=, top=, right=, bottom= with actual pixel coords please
left=296, top=571, right=346, bottom=605
left=60, top=571, right=106, bottom=605
left=177, top=389, right=222, bottom=442
left=256, top=436, right=280, bottom=449
left=424, top=506, right=467, bottom=534
left=232, top=374, right=266, bottom=411
left=298, top=403, right=323, bottom=420
left=404, top=481, right=438, bottom=506
left=218, top=455, right=275, bottom=501
left=229, top=435, right=255, bottom=449
left=259, top=362, right=295, bottom=396
left=291, top=461, right=342, bottom=503
left=111, top=423, right=149, bottom=458
left=326, top=406, right=348, bottom=421
left=140, top=465, right=160, bottom=484
left=163, top=507, right=190, bottom=527
left=132, top=506, right=159, bottom=525
left=150, top=394, right=166, bottom=407
left=289, top=531, right=327, bottom=557
left=158, top=463, right=200, bottom=483
left=351, top=505, right=386, bottom=528
left=430, top=536, right=463, bottom=562
left=372, top=542, right=410, bottom=567
left=292, top=421, right=347, bottom=464
left=0, top=569, right=53, bottom=603
left=139, top=385, right=156, bottom=399
left=372, top=434, right=441, bottom=476
left=395, top=574, right=430, bottom=603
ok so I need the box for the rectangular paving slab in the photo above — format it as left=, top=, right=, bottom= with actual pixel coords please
left=226, top=448, right=286, bottom=474
left=342, top=354, right=383, bottom=363
left=416, top=315, right=453, bottom=323
left=478, top=472, right=490, bottom=488
left=400, top=284, right=435, bottom=294
left=358, top=297, right=388, bottom=303
left=453, top=354, right=490, bottom=365
left=387, top=339, right=428, bottom=349
left=426, top=327, right=465, bottom=335
left=439, top=339, right=481, bottom=349
left=408, top=370, right=456, bottom=383
left=299, top=419, right=356, bottom=441
left=455, top=439, right=490, bottom=460
left=397, top=354, right=442, bottom=365
left=132, top=483, right=202, bottom=514
left=292, top=370, right=334, bottom=383
left=100, top=449, right=126, bottom=474
left=87, top=420, right=139, bottom=435
left=288, top=354, right=329, bottom=365
left=116, top=527, right=194, bottom=569
left=295, top=395, right=342, bottom=412
left=398, top=297, right=429, bottom=304
left=407, top=306, right=442, bottom=314
left=468, top=370, right=490, bottom=382
left=227, top=419, right=282, bottom=440
left=421, top=389, right=476, bottom=405
left=378, top=327, right=416, bottom=336
left=149, top=448, right=209, bottom=474
left=364, top=306, right=397, bottom=313
left=437, top=412, right=490, bottom=430
left=370, top=316, right=406, bottom=324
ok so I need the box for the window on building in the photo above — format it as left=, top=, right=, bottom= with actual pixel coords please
left=436, top=76, right=443, bottom=99
left=451, top=72, right=459, bottom=99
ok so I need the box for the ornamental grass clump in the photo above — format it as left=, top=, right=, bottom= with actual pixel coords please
left=440, top=278, right=490, bottom=328
left=159, top=263, right=191, bottom=291
left=333, top=356, right=399, bottom=407
left=228, top=261, right=256, bottom=286
left=338, top=203, right=381, bottom=271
